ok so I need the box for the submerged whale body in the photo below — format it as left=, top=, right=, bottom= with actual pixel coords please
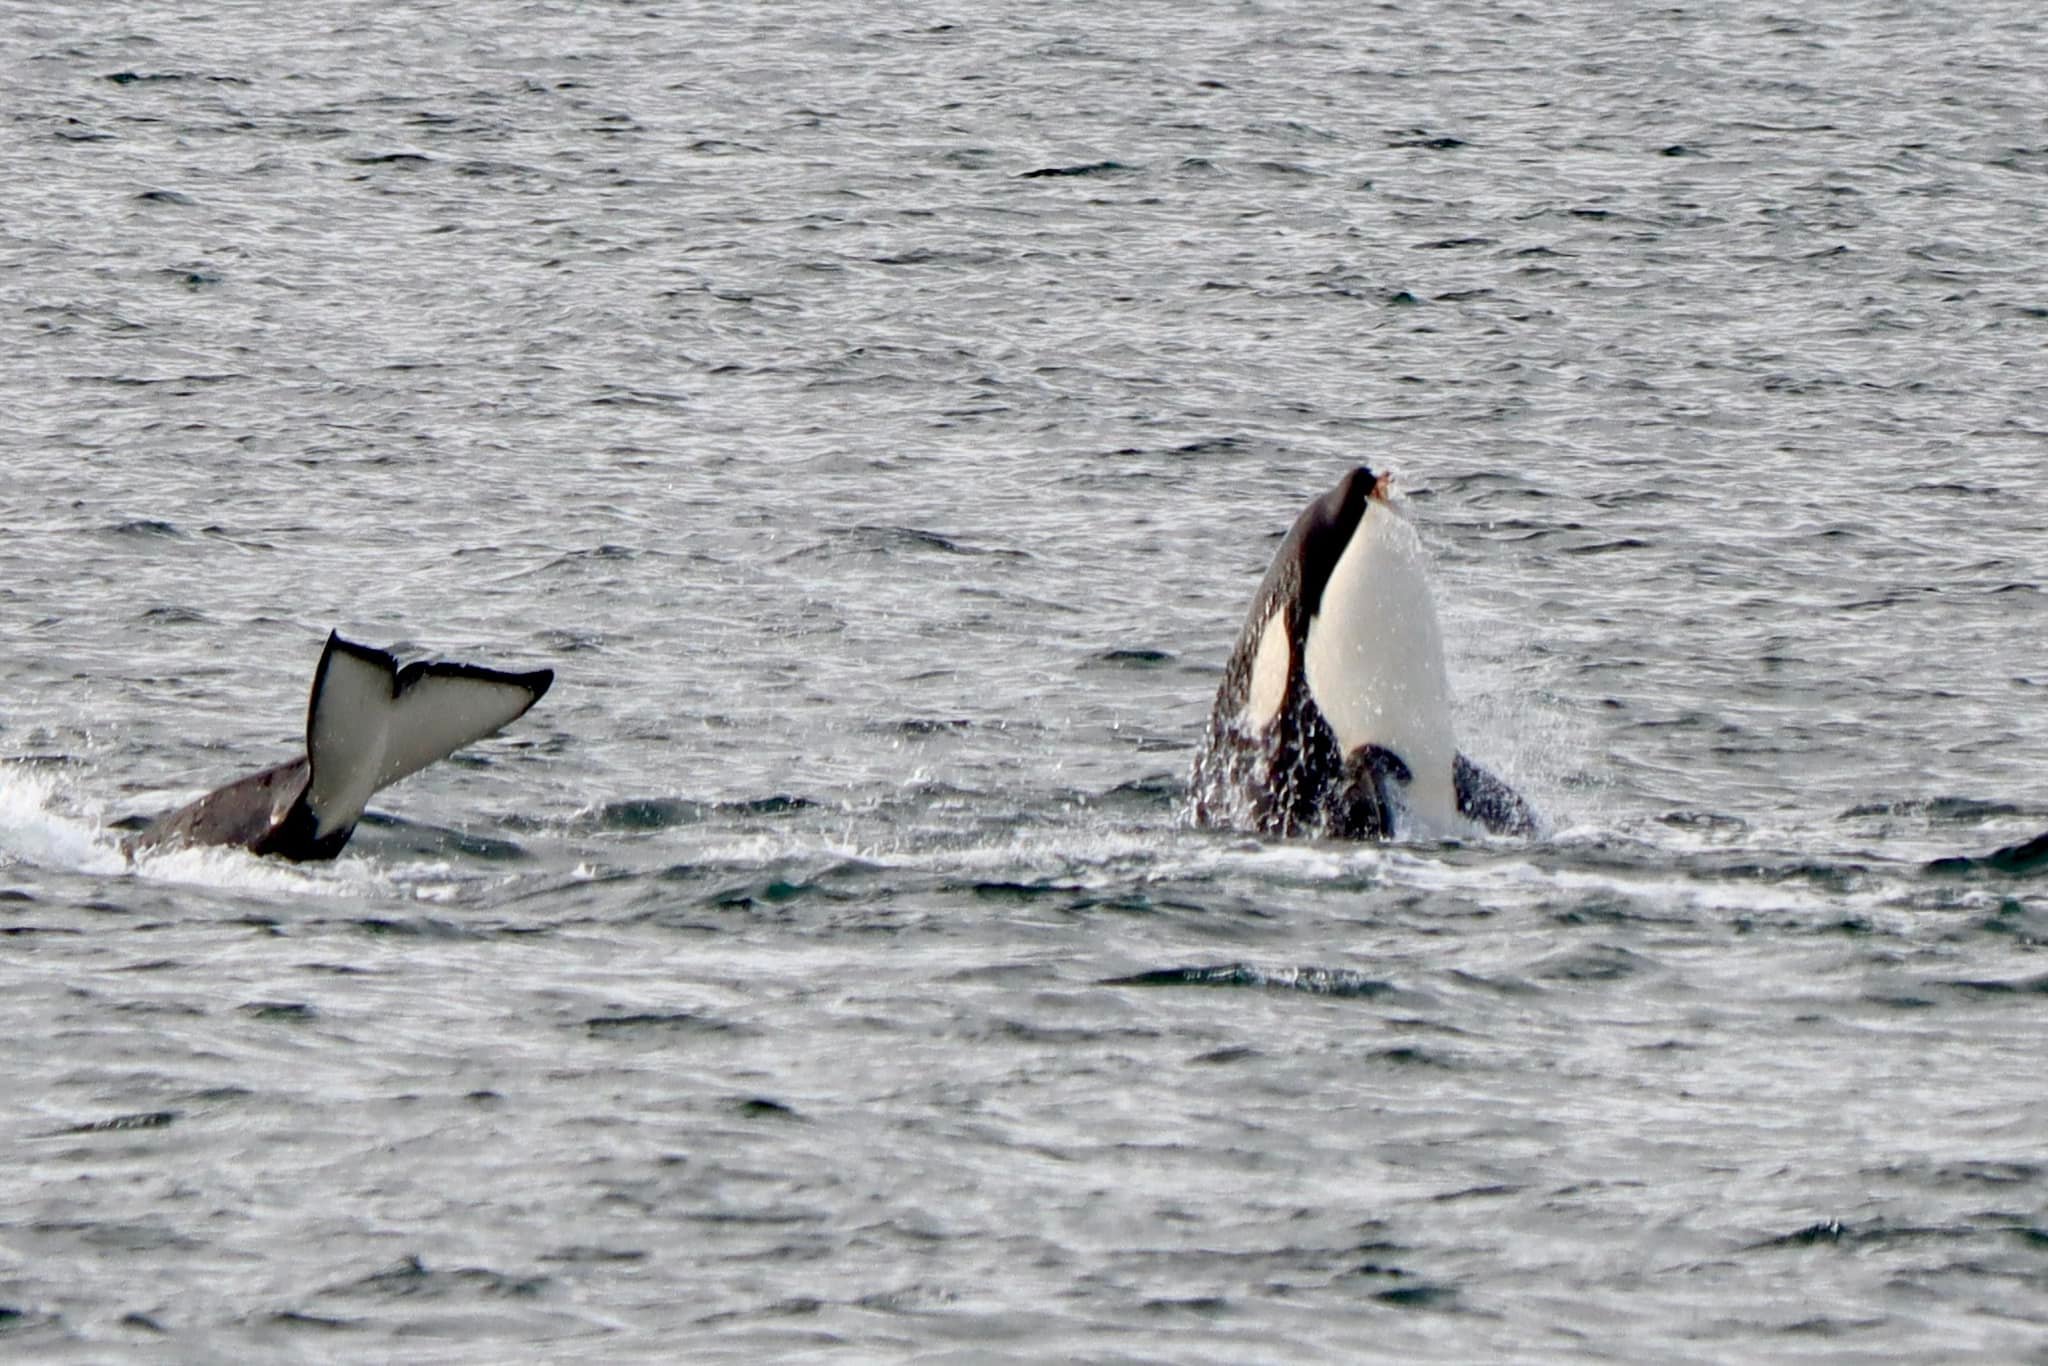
left=1189, top=465, right=1534, bottom=841
left=126, top=631, right=553, bottom=862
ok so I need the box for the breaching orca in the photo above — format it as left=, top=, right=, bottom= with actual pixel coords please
left=125, top=631, right=553, bottom=862
left=1188, top=466, right=1535, bottom=840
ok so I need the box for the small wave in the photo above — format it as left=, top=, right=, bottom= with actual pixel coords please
left=41, top=1109, right=180, bottom=1137
left=1744, top=1217, right=2041, bottom=1256
left=1926, top=830, right=2048, bottom=877
left=326, top=1253, right=549, bottom=1301
left=1018, top=160, right=1133, bottom=179
left=104, top=70, right=245, bottom=86
left=1081, top=773, right=1184, bottom=816
left=1750, top=1219, right=1849, bottom=1251
left=867, top=717, right=973, bottom=738
left=1102, top=963, right=1398, bottom=998
left=584, top=1010, right=743, bottom=1036
left=346, top=151, right=433, bottom=167
left=1386, top=129, right=1468, bottom=150
left=1528, top=944, right=1648, bottom=982
left=1084, top=647, right=1177, bottom=669
left=137, top=605, right=211, bottom=625
left=688, top=864, right=878, bottom=911
left=352, top=812, right=528, bottom=862
left=1842, top=796, right=2027, bottom=824
left=576, top=793, right=815, bottom=832
left=239, top=1001, right=317, bottom=1022
left=1930, top=972, right=2048, bottom=997
left=841, top=524, right=1027, bottom=558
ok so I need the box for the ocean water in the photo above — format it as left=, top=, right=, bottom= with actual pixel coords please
left=5, top=0, right=2048, bottom=1358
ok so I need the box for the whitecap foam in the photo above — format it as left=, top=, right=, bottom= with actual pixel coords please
left=126, top=838, right=382, bottom=897
left=0, top=762, right=390, bottom=896
left=0, top=764, right=128, bottom=876
left=648, top=813, right=1403, bottom=894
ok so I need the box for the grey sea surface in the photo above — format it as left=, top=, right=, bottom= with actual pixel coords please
left=6, top=0, right=2048, bottom=1358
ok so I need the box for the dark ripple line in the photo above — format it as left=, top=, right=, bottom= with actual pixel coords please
left=40, top=1109, right=180, bottom=1137
left=1103, top=963, right=1397, bottom=998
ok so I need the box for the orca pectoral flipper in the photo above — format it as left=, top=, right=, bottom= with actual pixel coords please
left=1322, top=744, right=1413, bottom=840
left=1454, top=752, right=1537, bottom=837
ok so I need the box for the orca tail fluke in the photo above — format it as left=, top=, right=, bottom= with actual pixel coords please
left=301, top=632, right=554, bottom=846
left=123, top=631, right=552, bottom=863
left=1453, top=752, right=1538, bottom=837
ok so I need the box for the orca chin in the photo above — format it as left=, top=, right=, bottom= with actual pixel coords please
left=125, top=631, right=553, bottom=863
left=1188, top=465, right=1536, bottom=842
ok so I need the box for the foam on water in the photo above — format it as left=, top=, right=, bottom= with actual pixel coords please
left=0, top=763, right=385, bottom=897
left=0, top=765, right=127, bottom=878
left=127, top=841, right=377, bottom=896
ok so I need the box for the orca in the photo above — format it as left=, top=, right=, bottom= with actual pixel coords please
left=1188, top=465, right=1535, bottom=841
left=125, top=631, right=553, bottom=862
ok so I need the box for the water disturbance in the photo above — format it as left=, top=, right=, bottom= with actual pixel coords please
left=5, top=1, right=2048, bottom=1358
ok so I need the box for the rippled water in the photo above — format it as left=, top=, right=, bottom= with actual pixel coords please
left=6, top=0, right=2048, bottom=1358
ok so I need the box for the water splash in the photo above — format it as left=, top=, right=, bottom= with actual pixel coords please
left=0, top=763, right=377, bottom=896
left=0, top=764, right=128, bottom=876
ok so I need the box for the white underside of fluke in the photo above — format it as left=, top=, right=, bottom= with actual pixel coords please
left=1301, top=498, right=1460, bottom=832
left=305, top=645, right=546, bottom=839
